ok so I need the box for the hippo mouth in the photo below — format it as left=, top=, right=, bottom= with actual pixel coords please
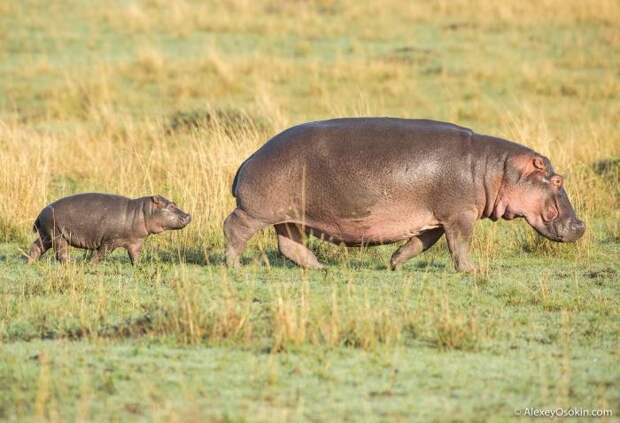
left=524, top=212, right=563, bottom=242
left=528, top=215, right=585, bottom=243
left=502, top=210, right=518, bottom=220
left=173, top=214, right=192, bottom=229
left=533, top=224, right=563, bottom=242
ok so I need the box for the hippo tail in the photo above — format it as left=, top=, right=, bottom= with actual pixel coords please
left=231, top=156, right=252, bottom=198
left=32, top=206, right=51, bottom=233
left=32, top=216, right=41, bottom=233
left=231, top=166, right=241, bottom=198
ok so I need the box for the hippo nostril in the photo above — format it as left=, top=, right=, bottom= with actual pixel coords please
left=184, top=214, right=192, bottom=224
left=571, top=220, right=585, bottom=233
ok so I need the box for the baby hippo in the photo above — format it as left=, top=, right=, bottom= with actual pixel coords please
left=27, top=193, right=191, bottom=265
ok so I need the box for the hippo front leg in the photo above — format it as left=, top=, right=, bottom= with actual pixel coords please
left=126, top=241, right=143, bottom=265
left=443, top=211, right=477, bottom=273
left=91, top=244, right=116, bottom=264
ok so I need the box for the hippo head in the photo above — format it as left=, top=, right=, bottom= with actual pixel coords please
left=144, top=195, right=192, bottom=234
left=496, top=154, right=585, bottom=242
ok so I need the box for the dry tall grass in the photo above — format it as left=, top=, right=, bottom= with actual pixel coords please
left=0, top=105, right=616, bottom=262
left=1, top=0, right=618, bottom=261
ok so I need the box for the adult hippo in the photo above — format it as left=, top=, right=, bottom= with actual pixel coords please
left=224, top=118, right=585, bottom=272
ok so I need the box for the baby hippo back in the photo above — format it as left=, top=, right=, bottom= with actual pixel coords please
left=37, top=193, right=143, bottom=249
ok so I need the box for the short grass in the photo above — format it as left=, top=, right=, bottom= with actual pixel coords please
left=0, top=0, right=619, bottom=421
left=1, top=244, right=618, bottom=421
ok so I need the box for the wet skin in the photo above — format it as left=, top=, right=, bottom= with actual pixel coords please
left=28, top=193, right=191, bottom=265
left=224, top=118, right=585, bottom=272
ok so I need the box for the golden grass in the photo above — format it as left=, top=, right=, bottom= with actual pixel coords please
left=0, top=0, right=618, bottom=260
left=0, top=104, right=616, bottom=262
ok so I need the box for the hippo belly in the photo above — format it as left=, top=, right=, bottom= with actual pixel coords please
left=302, top=205, right=441, bottom=246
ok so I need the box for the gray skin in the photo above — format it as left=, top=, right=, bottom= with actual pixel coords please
left=28, top=193, right=191, bottom=265
left=224, top=118, right=585, bottom=272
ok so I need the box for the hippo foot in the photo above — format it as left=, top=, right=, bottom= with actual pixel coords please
left=303, top=263, right=325, bottom=271
left=456, top=263, right=477, bottom=273
left=226, top=257, right=241, bottom=269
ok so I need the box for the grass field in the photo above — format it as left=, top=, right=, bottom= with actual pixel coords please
left=1, top=0, right=619, bottom=421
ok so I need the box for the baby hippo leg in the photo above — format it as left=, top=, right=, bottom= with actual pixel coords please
left=27, top=235, right=52, bottom=264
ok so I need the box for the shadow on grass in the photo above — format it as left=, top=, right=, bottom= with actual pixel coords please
left=411, top=259, right=447, bottom=271
left=208, top=248, right=449, bottom=272
left=20, top=246, right=449, bottom=273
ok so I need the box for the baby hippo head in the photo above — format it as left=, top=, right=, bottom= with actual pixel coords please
left=144, top=195, right=192, bottom=234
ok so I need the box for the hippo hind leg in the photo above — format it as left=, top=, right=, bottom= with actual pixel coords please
left=390, top=228, right=444, bottom=270
left=275, top=223, right=324, bottom=270
left=27, top=234, right=52, bottom=264
left=224, top=208, right=268, bottom=268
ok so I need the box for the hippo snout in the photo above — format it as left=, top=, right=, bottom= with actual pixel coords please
left=176, top=212, right=192, bottom=228
left=553, top=217, right=585, bottom=242
left=564, top=218, right=585, bottom=242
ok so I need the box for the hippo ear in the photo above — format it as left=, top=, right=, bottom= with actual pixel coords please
left=511, top=154, right=547, bottom=179
left=533, top=157, right=546, bottom=171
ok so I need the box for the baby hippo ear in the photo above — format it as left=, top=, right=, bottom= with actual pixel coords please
left=150, top=195, right=165, bottom=208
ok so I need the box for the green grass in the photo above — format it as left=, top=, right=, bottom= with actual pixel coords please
left=1, top=240, right=618, bottom=421
left=1, top=0, right=619, bottom=421
left=2, top=340, right=616, bottom=421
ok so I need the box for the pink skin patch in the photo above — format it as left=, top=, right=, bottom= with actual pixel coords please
left=291, top=206, right=440, bottom=245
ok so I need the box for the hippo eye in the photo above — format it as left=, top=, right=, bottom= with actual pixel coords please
left=550, top=175, right=563, bottom=188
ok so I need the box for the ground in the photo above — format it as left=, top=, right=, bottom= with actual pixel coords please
left=1, top=240, right=618, bottom=421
